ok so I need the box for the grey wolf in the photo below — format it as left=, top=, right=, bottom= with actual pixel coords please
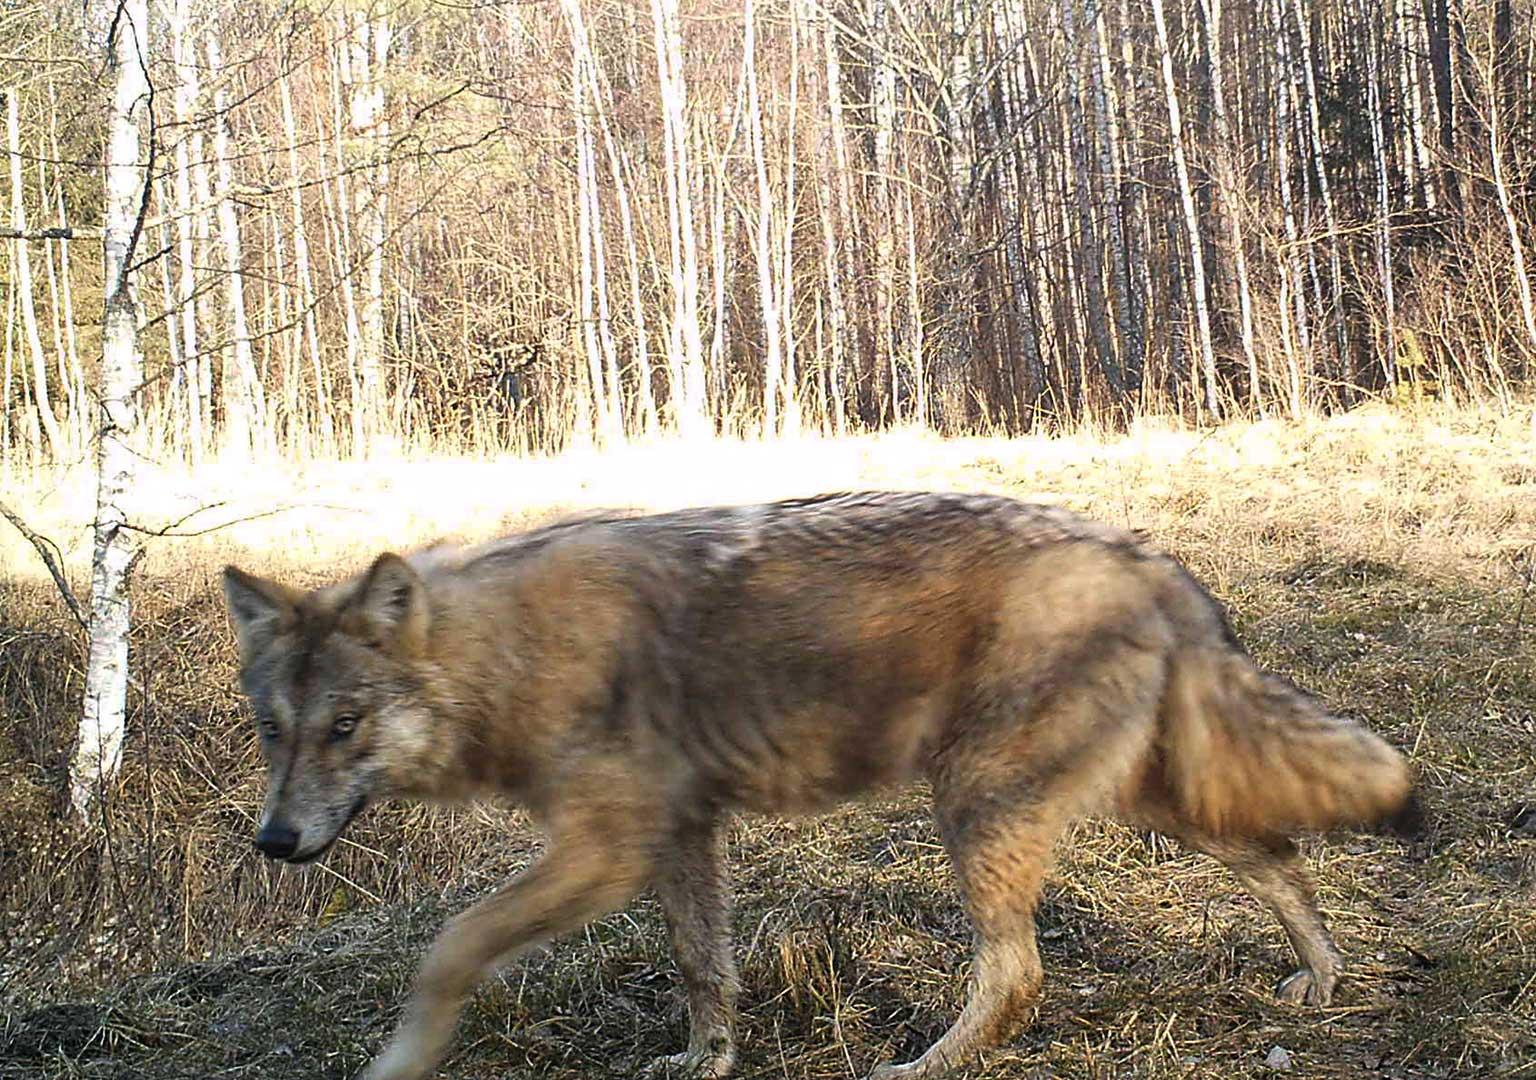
left=222, top=491, right=1417, bottom=1080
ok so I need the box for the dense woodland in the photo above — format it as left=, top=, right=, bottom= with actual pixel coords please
left=3, top=0, right=1535, bottom=461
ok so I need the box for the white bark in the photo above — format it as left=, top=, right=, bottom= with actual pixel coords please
left=1365, top=15, right=1398, bottom=388
left=567, top=3, right=655, bottom=434
left=564, top=0, right=617, bottom=444
left=1487, top=31, right=1536, bottom=355
left=1202, top=0, right=1261, bottom=411
left=650, top=0, right=706, bottom=435
left=1276, top=23, right=1310, bottom=416
left=279, top=69, right=331, bottom=447
left=1289, top=0, right=1347, bottom=366
left=169, top=0, right=204, bottom=462
left=870, top=0, right=898, bottom=420
left=1151, top=0, right=1220, bottom=418
left=74, top=0, right=149, bottom=820
left=744, top=0, right=784, bottom=436
left=7, top=91, right=64, bottom=457
left=207, top=28, right=266, bottom=455
left=820, top=6, right=853, bottom=429
left=339, top=8, right=392, bottom=444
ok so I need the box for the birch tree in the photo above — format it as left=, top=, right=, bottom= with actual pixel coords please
left=7, top=91, right=64, bottom=457
left=1151, top=0, right=1220, bottom=417
left=207, top=26, right=267, bottom=455
left=72, top=0, right=150, bottom=820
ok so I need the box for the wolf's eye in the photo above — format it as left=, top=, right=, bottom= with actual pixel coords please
left=258, top=718, right=281, bottom=741
left=330, top=713, right=361, bottom=741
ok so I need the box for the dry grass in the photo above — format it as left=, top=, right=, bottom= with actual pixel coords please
left=2, top=401, right=1535, bottom=1079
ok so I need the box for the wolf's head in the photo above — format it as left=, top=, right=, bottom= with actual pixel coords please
left=222, top=554, right=436, bottom=864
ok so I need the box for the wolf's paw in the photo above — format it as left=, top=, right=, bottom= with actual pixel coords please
left=644, top=1047, right=736, bottom=1079
left=865, top=1062, right=922, bottom=1080
left=1276, top=967, right=1336, bottom=1007
left=358, top=1037, right=433, bottom=1080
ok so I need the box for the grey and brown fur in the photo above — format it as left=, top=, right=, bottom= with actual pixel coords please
left=221, top=492, right=1417, bottom=1080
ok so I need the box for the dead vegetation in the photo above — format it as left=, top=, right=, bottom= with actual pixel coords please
left=2, top=402, right=1535, bottom=1078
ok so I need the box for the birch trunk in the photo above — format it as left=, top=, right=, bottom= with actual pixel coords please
left=570, top=8, right=655, bottom=435
left=1151, top=0, right=1220, bottom=418
left=1276, top=18, right=1310, bottom=416
left=169, top=0, right=204, bottom=462
left=650, top=0, right=706, bottom=435
left=49, top=116, right=86, bottom=448
left=744, top=0, right=784, bottom=436
left=870, top=0, right=899, bottom=421
left=340, top=8, right=392, bottom=446
left=74, top=0, right=149, bottom=820
left=821, top=6, right=857, bottom=421
left=6, top=91, right=64, bottom=457
left=1366, top=12, right=1399, bottom=388
left=207, top=28, right=266, bottom=456
left=1092, top=3, right=1141, bottom=391
left=279, top=69, right=331, bottom=449
left=564, top=0, right=616, bottom=443
left=1289, top=0, right=1347, bottom=371
left=1202, top=0, right=1261, bottom=411
left=1486, top=20, right=1536, bottom=355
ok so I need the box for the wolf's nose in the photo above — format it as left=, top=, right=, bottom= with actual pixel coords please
left=254, top=824, right=300, bottom=860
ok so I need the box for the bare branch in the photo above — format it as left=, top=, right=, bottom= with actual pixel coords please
left=0, top=499, right=87, bottom=631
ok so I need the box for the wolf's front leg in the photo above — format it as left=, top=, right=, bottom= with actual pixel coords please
left=648, top=818, right=738, bottom=1079
left=360, top=830, right=653, bottom=1080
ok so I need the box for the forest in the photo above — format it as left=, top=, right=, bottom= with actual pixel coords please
left=3, top=3, right=1536, bottom=1078
left=3, top=0, right=1534, bottom=463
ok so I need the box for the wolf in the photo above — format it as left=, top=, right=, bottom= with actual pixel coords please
left=222, top=491, right=1417, bottom=1080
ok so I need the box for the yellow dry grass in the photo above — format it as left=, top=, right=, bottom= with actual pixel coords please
left=2, top=399, right=1534, bottom=1079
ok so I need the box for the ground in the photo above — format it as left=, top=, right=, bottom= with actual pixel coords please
left=2, top=403, right=1534, bottom=1078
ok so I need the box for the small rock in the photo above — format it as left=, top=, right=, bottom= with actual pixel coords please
left=1265, top=1045, right=1294, bottom=1071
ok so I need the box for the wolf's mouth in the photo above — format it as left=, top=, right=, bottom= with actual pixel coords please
left=284, top=795, right=369, bottom=865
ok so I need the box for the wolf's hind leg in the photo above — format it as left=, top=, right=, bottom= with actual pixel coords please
left=1187, top=833, right=1343, bottom=1006
left=867, top=644, right=1167, bottom=1080
left=866, top=800, right=1059, bottom=1080
left=648, top=817, right=738, bottom=1079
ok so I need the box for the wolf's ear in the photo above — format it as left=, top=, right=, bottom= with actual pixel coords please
left=349, top=552, right=430, bottom=656
left=223, top=566, right=299, bottom=663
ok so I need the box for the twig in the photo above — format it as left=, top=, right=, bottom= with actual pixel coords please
left=117, top=501, right=363, bottom=539
left=1513, top=546, right=1534, bottom=641
left=0, top=499, right=87, bottom=631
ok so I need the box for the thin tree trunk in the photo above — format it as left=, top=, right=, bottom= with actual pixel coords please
left=325, top=38, right=364, bottom=451
left=49, top=114, right=85, bottom=448
left=1202, top=0, right=1262, bottom=412
left=779, top=0, right=801, bottom=434
left=6, top=91, right=63, bottom=456
left=1092, top=3, right=1141, bottom=392
left=744, top=0, right=784, bottom=436
left=564, top=0, right=615, bottom=444
left=1151, top=0, right=1221, bottom=418
left=821, top=4, right=858, bottom=422
left=206, top=28, right=266, bottom=456
left=1276, top=16, right=1310, bottom=416
left=74, top=0, right=149, bottom=820
left=1289, top=0, right=1347, bottom=373
left=279, top=67, right=331, bottom=450
left=1425, top=0, right=1457, bottom=207
left=650, top=0, right=706, bottom=435
left=1486, top=17, right=1536, bottom=355
left=870, top=0, right=899, bottom=422
left=169, top=0, right=204, bottom=462
left=1366, top=10, right=1399, bottom=388
left=571, top=10, right=655, bottom=435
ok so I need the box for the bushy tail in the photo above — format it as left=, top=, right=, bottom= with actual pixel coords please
left=1160, top=647, right=1417, bottom=838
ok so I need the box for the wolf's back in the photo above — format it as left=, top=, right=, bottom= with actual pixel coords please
left=1158, top=645, right=1415, bottom=838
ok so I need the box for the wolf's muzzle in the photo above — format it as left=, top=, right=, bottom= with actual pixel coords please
left=254, top=822, right=301, bottom=860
